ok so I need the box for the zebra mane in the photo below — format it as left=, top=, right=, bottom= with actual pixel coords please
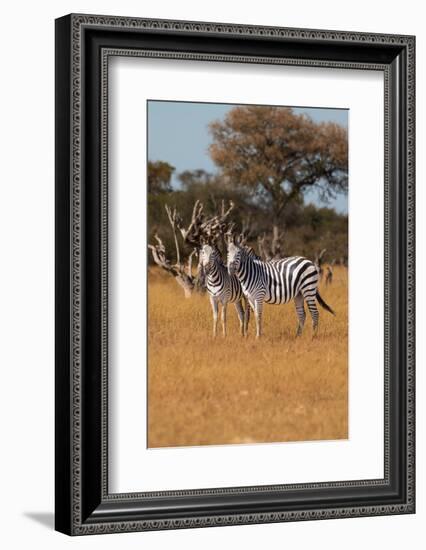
left=212, top=246, right=225, bottom=263
left=243, top=245, right=262, bottom=261
left=204, top=244, right=227, bottom=268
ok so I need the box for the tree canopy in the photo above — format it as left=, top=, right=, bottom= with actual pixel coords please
left=209, top=106, right=348, bottom=225
left=147, top=160, right=175, bottom=194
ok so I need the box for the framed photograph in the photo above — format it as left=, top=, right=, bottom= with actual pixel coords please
left=55, top=14, right=415, bottom=535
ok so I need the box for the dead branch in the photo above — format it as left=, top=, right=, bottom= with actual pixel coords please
left=165, top=204, right=183, bottom=265
left=257, top=234, right=267, bottom=260
left=256, top=226, right=285, bottom=260
left=148, top=200, right=236, bottom=297
left=257, top=234, right=272, bottom=261
left=177, top=200, right=205, bottom=247
left=148, top=234, right=177, bottom=275
left=271, top=225, right=284, bottom=258
left=186, top=249, right=197, bottom=277
left=202, top=200, right=235, bottom=246
left=148, top=233, right=194, bottom=298
left=236, top=215, right=254, bottom=247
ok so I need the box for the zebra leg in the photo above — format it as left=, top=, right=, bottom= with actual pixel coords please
left=234, top=300, right=245, bottom=336
left=210, top=296, right=219, bottom=337
left=221, top=302, right=228, bottom=337
left=305, top=295, right=319, bottom=336
left=254, top=300, right=263, bottom=339
left=294, top=293, right=306, bottom=337
left=244, top=298, right=251, bottom=336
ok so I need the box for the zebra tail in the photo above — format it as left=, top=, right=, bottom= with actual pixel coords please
left=316, top=291, right=336, bottom=316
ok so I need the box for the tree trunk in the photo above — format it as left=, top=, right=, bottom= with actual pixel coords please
left=271, top=224, right=282, bottom=258
left=174, top=273, right=194, bottom=298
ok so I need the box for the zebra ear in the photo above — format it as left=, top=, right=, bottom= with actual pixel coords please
left=224, top=231, right=232, bottom=246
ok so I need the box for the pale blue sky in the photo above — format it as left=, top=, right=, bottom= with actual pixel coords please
left=148, top=101, right=348, bottom=214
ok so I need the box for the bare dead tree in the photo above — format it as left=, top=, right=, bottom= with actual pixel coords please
left=148, top=200, right=236, bottom=297
left=174, top=199, right=235, bottom=248
left=177, top=200, right=204, bottom=247
left=203, top=200, right=235, bottom=247
left=148, top=233, right=195, bottom=298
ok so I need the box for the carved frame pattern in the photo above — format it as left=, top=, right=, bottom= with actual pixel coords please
left=55, top=13, right=415, bottom=536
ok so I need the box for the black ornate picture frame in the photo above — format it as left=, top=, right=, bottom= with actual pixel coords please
left=55, top=13, right=415, bottom=535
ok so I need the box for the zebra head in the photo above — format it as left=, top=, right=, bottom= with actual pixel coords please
left=227, top=242, right=244, bottom=276
left=199, top=244, right=221, bottom=275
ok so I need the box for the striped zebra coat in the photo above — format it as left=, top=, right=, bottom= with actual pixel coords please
left=198, top=244, right=250, bottom=337
left=227, top=243, right=335, bottom=338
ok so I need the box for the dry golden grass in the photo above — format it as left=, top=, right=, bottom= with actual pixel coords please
left=148, top=266, right=348, bottom=448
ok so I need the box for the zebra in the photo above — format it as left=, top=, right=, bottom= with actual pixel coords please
left=226, top=242, right=335, bottom=338
left=198, top=244, right=250, bottom=337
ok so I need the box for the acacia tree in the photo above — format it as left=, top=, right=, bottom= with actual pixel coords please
left=209, top=106, right=348, bottom=257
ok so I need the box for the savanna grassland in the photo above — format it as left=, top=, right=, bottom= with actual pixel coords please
left=148, top=266, right=348, bottom=448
